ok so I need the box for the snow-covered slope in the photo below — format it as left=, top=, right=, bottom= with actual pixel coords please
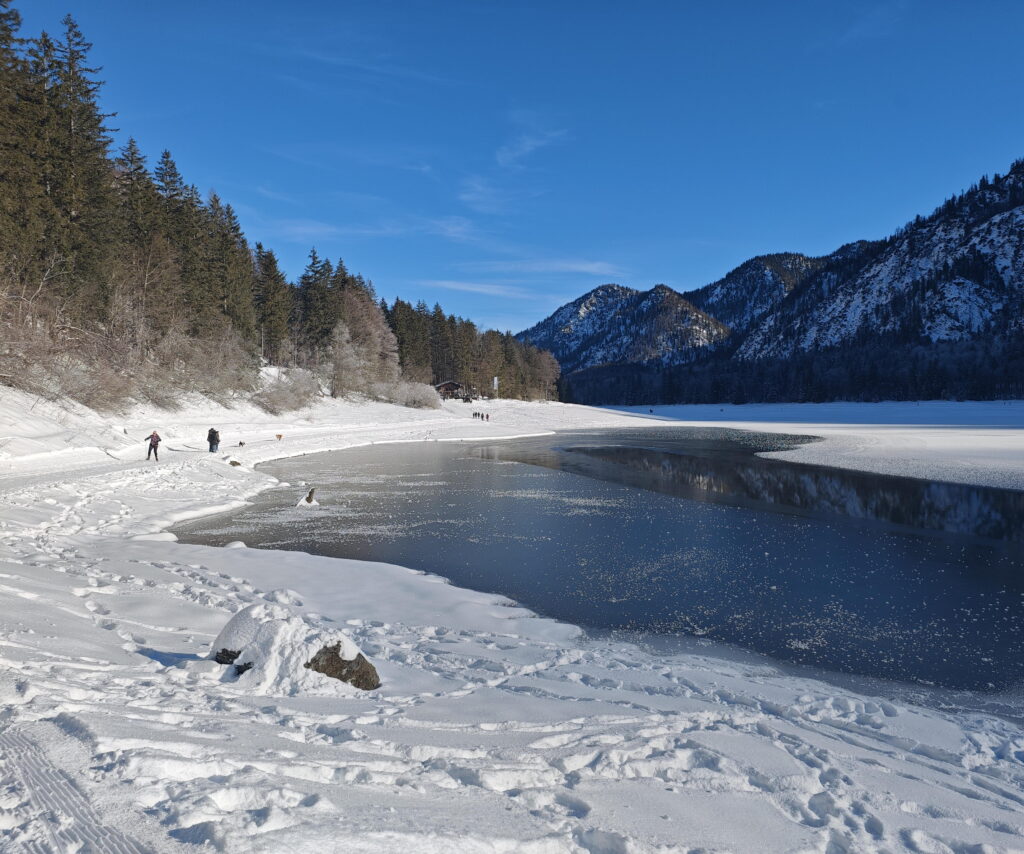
left=739, top=165, right=1024, bottom=359
left=686, top=252, right=826, bottom=334
left=519, top=284, right=728, bottom=373
left=517, top=283, right=638, bottom=368
left=1, top=388, right=1024, bottom=851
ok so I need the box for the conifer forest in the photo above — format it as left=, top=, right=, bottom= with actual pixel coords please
left=0, top=3, right=560, bottom=410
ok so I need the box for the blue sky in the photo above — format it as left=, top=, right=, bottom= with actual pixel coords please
left=18, top=1, right=1024, bottom=331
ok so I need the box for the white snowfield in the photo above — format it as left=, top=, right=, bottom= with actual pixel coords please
left=618, top=400, right=1024, bottom=491
left=0, top=387, right=1022, bottom=854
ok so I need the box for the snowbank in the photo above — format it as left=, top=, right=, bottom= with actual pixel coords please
left=209, top=602, right=373, bottom=695
left=616, top=400, right=1024, bottom=490
left=0, top=387, right=1022, bottom=852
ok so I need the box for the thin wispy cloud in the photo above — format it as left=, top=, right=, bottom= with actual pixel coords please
left=256, top=185, right=300, bottom=205
left=273, top=218, right=342, bottom=242
left=463, top=258, right=625, bottom=277
left=496, top=128, right=567, bottom=169
left=258, top=43, right=454, bottom=87
left=263, top=143, right=436, bottom=178
left=269, top=72, right=327, bottom=97
left=260, top=145, right=337, bottom=174
left=267, top=213, right=497, bottom=248
left=332, top=144, right=436, bottom=177
left=296, top=49, right=454, bottom=86
left=329, top=189, right=391, bottom=207
left=419, top=280, right=533, bottom=299
left=459, top=176, right=506, bottom=214
left=424, top=216, right=479, bottom=243
left=495, top=109, right=568, bottom=169
left=458, top=175, right=541, bottom=214
left=271, top=218, right=408, bottom=243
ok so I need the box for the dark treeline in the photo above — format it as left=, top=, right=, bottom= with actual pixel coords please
left=385, top=299, right=560, bottom=400
left=0, top=2, right=557, bottom=410
left=563, top=333, right=1024, bottom=406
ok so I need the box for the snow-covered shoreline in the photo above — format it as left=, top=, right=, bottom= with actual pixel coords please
left=616, top=400, right=1024, bottom=491
left=1, top=390, right=1023, bottom=853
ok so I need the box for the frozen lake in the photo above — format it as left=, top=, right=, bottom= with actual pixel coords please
left=175, top=427, right=1024, bottom=692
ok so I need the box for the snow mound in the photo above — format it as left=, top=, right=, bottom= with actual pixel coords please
left=210, top=603, right=368, bottom=695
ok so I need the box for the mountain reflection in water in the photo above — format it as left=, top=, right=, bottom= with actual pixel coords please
left=521, top=444, right=1024, bottom=544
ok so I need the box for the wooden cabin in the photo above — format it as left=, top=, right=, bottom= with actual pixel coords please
left=434, top=381, right=464, bottom=400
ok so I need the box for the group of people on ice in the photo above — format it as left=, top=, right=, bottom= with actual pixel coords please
left=144, top=427, right=221, bottom=461
left=472, top=412, right=490, bottom=421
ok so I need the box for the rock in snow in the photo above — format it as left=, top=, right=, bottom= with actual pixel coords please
left=210, top=603, right=379, bottom=693
left=297, top=487, right=319, bottom=506
left=305, top=642, right=380, bottom=690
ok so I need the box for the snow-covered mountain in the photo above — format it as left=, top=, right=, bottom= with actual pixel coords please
left=687, top=252, right=827, bottom=335
left=518, top=283, right=729, bottom=374
left=520, top=158, right=1024, bottom=402
left=738, top=166, right=1024, bottom=359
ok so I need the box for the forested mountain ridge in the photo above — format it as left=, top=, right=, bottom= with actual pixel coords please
left=521, top=158, right=1024, bottom=404
left=686, top=252, right=828, bottom=335
left=737, top=166, right=1024, bottom=359
left=0, top=1, right=558, bottom=409
left=518, top=284, right=728, bottom=374
left=518, top=284, right=639, bottom=370
left=519, top=254, right=836, bottom=373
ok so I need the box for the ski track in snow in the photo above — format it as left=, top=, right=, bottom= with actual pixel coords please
left=0, top=727, right=151, bottom=854
left=0, top=392, right=1022, bottom=852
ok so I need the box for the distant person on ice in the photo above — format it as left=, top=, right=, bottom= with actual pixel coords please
left=207, top=427, right=220, bottom=453
left=145, top=431, right=161, bottom=461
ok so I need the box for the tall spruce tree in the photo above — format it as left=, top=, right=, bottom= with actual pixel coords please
left=0, top=1, right=49, bottom=292
left=113, top=137, right=160, bottom=247
left=48, top=15, right=115, bottom=315
left=209, top=197, right=256, bottom=340
left=153, top=149, right=184, bottom=203
left=298, top=248, right=335, bottom=353
left=253, top=243, right=293, bottom=362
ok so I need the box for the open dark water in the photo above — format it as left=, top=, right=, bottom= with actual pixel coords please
left=174, top=428, right=1024, bottom=692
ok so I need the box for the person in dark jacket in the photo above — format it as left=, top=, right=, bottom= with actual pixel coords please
left=207, top=428, right=220, bottom=453
left=146, top=431, right=161, bottom=461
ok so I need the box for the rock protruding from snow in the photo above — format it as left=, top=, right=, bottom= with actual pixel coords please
left=305, top=643, right=380, bottom=690
left=210, top=603, right=378, bottom=693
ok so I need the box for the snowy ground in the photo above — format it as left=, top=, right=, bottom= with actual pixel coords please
left=616, top=401, right=1024, bottom=490
left=0, top=388, right=1022, bottom=853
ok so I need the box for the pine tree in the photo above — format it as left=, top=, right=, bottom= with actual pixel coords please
left=253, top=243, right=293, bottom=362
left=113, top=137, right=160, bottom=247
left=387, top=298, right=432, bottom=383
left=213, top=199, right=256, bottom=340
left=168, top=184, right=215, bottom=335
left=47, top=15, right=116, bottom=317
left=298, top=248, right=334, bottom=353
left=429, top=303, right=454, bottom=382
left=153, top=149, right=184, bottom=202
left=0, top=0, right=49, bottom=293
left=328, top=257, right=350, bottom=327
